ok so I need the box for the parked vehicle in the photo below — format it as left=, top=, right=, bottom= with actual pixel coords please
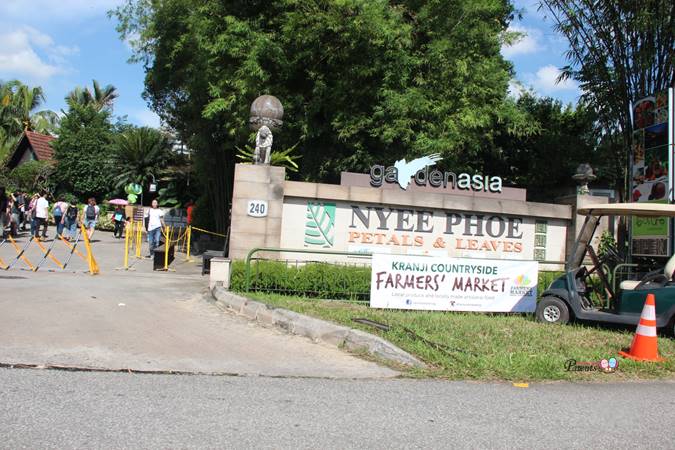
left=535, top=203, right=675, bottom=336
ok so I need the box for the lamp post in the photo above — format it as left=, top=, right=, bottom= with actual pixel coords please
left=140, top=173, right=157, bottom=207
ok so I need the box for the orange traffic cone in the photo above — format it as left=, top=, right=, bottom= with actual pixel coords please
left=619, top=293, right=664, bottom=362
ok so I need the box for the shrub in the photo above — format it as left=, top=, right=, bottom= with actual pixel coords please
left=230, top=260, right=371, bottom=301
left=231, top=260, right=566, bottom=302
left=9, top=160, right=54, bottom=192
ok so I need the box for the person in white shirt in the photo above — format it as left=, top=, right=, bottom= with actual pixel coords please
left=34, top=191, right=49, bottom=240
left=144, top=199, right=165, bottom=257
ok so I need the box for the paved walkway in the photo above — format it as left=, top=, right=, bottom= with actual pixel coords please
left=0, top=231, right=396, bottom=378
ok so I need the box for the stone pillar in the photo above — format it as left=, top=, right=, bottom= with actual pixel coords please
left=228, top=164, right=285, bottom=260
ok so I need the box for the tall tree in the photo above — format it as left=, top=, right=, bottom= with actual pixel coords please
left=111, top=0, right=522, bottom=232
left=539, top=0, right=675, bottom=196
left=52, top=102, right=115, bottom=199
left=485, top=93, right=621, bottom=201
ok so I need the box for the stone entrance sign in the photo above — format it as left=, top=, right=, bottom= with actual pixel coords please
left=229, top=164, right=583, bottom=270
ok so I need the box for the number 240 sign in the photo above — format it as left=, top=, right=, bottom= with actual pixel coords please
left=247, top=200, right=268, bottom=217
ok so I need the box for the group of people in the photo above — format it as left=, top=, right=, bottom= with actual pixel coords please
left=3, top=187, right=184, bottom=261
left=0, top=187, right=100, bottom=241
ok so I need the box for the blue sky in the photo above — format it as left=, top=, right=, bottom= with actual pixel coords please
left=0, top=0, right=580, bottom=130
left=504, top=0, right=581, bottom=105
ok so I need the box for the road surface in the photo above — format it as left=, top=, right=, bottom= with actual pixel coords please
left=0, top=232, right=395, bottom=378
left=2, top=369, right=674, bottom=449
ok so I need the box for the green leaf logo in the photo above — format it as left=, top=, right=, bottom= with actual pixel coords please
left=304, top=202, right=336, bottom=248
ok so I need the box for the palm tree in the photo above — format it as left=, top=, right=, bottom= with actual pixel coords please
left=11, top=83, right=45, bottom=131
left=0, top=80, right=58, bottom=160
left=66, top=80, right=118, bottom=112
left=112, top=126, right=173, bottom=189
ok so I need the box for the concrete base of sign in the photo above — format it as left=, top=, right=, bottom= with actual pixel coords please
left=209, top=257, right=231, bottom=290
left=211, top=287, right=426, bottom=368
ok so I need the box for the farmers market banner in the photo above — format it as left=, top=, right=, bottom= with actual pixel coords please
left=370, top=254, right=538, bottom=312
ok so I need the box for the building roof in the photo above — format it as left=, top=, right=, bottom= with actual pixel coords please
left=5, top=130, right=56, bottom=169
left=24, top=130, right=55, bottom=160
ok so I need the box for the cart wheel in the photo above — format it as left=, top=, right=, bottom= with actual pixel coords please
left=536, top=297, right=569, bottom=325
left=667, top=316, right=675, bottom=338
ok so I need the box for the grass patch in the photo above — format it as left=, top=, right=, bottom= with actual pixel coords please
left=244, top=292, right=675, bottom=381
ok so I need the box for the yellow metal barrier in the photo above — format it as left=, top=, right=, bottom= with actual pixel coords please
left=184, top=226, right=193, bottom=262
left=59, top=234, right=87, bottom=262
left=7, top=235, right=35, bottom=271
left=159, top=225, right=190, bottom=271
left=35, top=238, right=65, bottom=270
left=80, top=224, right=99, bottom=275
left=0, top=238, right=7, bottom=269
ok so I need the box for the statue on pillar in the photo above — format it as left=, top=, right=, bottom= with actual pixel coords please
left=573, top=163, right=596, bottom=195
left=253, top=125, right=273, bottom=165
left=249, top=95, right=283, bottom=165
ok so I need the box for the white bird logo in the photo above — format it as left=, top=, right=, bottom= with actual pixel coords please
left=393, top=153, right=443, bottom=189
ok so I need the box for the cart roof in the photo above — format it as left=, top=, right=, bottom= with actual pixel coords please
left=577, top=202, right=675, bottom=217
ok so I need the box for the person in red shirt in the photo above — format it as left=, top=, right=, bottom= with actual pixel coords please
left=186, top=200, right=194, bottom=225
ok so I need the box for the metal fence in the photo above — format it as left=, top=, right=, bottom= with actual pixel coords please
left=242, top=247, right=567, bottom=303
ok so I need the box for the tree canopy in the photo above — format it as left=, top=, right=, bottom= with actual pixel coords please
left=52, top=102, right=115, bottom=199
left=112, top=126, right=173, bottom=190
left=111, top=0, right=528, bottom=230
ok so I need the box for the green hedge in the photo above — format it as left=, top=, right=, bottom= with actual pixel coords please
left=230, top=260, right=371, bottom=301
left=231, top=260, right=565, bottom=301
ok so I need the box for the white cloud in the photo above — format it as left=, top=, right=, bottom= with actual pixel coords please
left=525, top=65, right=579, bottom=95
left=501, top=25, right=544, bottom=58
left=0, top=0, right=126, bottom=23
left=0, top=26, right=77, bottom=82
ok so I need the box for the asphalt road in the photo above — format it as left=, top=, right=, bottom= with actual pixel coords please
left=0, top=232, right=395, bottom=378
left=2, top=368, right=674, bottom=449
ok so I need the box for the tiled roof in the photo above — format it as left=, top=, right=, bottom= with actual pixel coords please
left=24, top=130, right=55, bottom=161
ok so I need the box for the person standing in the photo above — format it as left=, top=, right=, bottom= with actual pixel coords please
left=84, top=198, right=99, bottom=239
left=28, top=194, right=38, bottom=237
left=186, top=200, right=194, bottom=225
left=112, top=205, right=126, bottom=238
left=64, top=202, right=79, bottom=241
left=34, top=191, right=49, bottom=240
left=9, top=194, right=20, bottom=237
left=144, top=199, right=165, bottom=257
left=14, top=191, right=26, bottom=231
left=52, top=197, right=68, bottom=238
left=0, top=187, right=8, bottom=239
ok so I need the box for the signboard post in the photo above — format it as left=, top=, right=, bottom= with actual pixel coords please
left=370, top=254, right=538, bottom=312
left=630, top=88, right=674, bottom=257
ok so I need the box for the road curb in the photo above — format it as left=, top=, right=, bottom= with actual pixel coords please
left=211, top=287, right=425, bottom=368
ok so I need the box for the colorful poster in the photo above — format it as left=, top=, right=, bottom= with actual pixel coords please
left=631, top=89, right=672, bottom=257
left=369, top=253, right=539, bottom=312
